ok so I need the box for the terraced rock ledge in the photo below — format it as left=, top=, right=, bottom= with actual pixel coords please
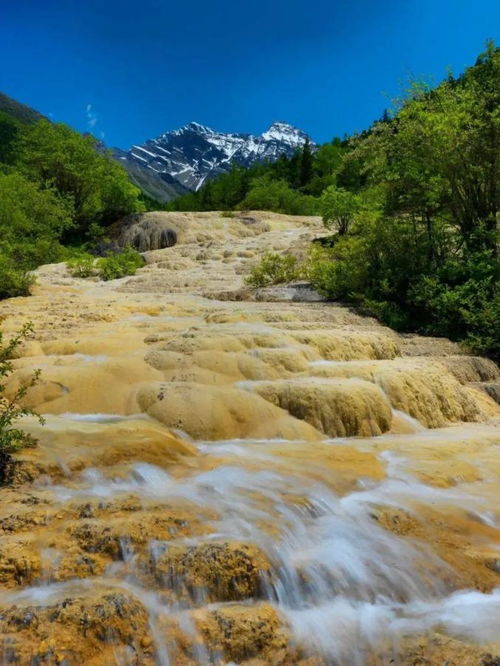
left=0, top=211, right=499, bottom=665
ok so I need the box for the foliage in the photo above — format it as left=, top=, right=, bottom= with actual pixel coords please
left=241, top=176, right=319, bottom=215
left=306, top=42, right=500, bottom=358
left=299, top=137, right=314, bottom=187
left=0, top=256, right=36, bottom=300
left=0, top=171, right=72, bottom=298
left=0, top=323, right=44, bottom=484
left=67, top=253, right=96, bottom=278
left=97, top=246, right=145, bottom=281
left=67, top=246, right=144, bottom=281
left=168, top=137, right=345, bottom=214
left=0, top=92, right=45, bottom=125
left=320, top=186, right=363, bottom=235
left=0, top=109, right=146, bottom=301
left=0, top=112, right=21, bottom=164
left=18, top=120, right=145, bottom=238
left=245, top=252, right=301, bottom=287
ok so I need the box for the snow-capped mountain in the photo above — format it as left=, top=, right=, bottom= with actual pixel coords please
left=116, top=121, right=313, bottom=202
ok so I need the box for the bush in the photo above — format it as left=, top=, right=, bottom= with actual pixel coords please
left=241, top=176, right=319, bottom=215
left=305, top=215, right=500, bottom=360
left=0, top=323, right=43, bottom=484
left=320, top=185, right=362, bottom=235
left=0, top=252, right=36, bottom=299
left=245, top=252, right=301, bottom=288
left=408, top=258, right=500, bottom=359
left=97, top=246, right=145, bottom=281
left=18, top=120, right=145, bottom=239
left=67, top=253, right=96, bottom=278
left=0, top=171, right=70, bottom=298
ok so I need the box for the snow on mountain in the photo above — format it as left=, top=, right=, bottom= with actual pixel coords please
left=117, top=121, right=313, bottom=199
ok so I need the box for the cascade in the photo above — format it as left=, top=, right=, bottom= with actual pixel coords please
left=1, top=212, right=499, bottom=665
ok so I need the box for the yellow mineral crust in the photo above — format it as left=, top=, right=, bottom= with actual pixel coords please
left=0, top=211, right=499, bottom=665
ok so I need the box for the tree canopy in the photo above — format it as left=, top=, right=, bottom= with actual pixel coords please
left=0, top=114, right=145, bottom=297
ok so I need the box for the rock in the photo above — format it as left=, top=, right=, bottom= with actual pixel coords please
left=153, top=540, right=270, bottom=602
left=255, top=281, right=327, bottom=303
left=309, top=357, right=490, bottom=427
left=136, top=381, right=322, bottom=441
left=0, top=210, right=499, bottom=666
left=0, top=588, right=153, bottom=665
left=111, top=211, right=185, bottom=251
left=478, top=381, right=500, bottom=404
left=250, top=377, right=393, bottom=437
left=193, top=603, right=289, bottom=663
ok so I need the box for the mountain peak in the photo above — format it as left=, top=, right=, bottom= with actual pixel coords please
left=267, top=121, right=298, bottom=131
left=167, top=121, right=217, bottom=138
left=181, top=121, right=213, bottom=133
left=126, top=120, right=314, bottom=198
left=261, top=122, right=308, bottom=146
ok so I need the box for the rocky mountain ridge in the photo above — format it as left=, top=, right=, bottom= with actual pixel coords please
left=117, top=120, right=313, bottom=201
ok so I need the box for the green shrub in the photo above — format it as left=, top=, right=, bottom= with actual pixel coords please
left=245, top=252, right=301, bottom=288
left=0, top=323, right=44, bottom=484
left=97, top=246, right=144, bottom=281
left=320, top=185, right=362, bottom=235
left=67, top=253, right=96, bottom=278
left=18, top=120, right=145, bottom=239
left=0, top=255, right=35, bottom=299
left=0, top=171, right=70, bottom=299
left=240, top=176, right=319, bottom=215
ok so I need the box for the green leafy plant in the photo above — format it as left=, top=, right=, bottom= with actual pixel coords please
left=18, top=120, right=145, bottom=238
left=0, top=322, right=44, bottom=484
left=97, top=246, right=145, bottom=281
left=67, top=253, right=96, bottom=278
left=245, top=252, right=301, bottom=288
left=306, top=43, right=500, bottom=360
left=0, top=255, right=36, bottom=299
left=320, top=186, right=362, bottom=235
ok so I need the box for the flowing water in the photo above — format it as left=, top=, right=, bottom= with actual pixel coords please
left=0, top=211, right=499, bottom=665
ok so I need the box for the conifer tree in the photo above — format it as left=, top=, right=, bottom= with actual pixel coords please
left=299, top=138, right=314, bottom=188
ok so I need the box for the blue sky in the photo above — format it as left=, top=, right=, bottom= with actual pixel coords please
left=2, top=0, right=499, bottom=148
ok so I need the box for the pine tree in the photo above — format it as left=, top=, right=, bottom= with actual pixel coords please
left=299, top=138, right=314, bottom=188
left=380, top=108, right=391, bottom=123
left=288, top=151, right=302, bottom=189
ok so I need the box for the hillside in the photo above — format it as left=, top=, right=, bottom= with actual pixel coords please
left=0, top=91, right=46, bottom=124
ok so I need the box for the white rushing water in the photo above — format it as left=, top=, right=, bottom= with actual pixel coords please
left=3, top=426, right=496, bottom=665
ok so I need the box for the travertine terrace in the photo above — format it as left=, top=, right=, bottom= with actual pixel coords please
left=0, top=211, right=499, bottom=665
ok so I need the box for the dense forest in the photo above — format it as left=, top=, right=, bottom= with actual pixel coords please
left=172, top=43, right=500, bottom=360
left=0, top=111, right=145, bottom=298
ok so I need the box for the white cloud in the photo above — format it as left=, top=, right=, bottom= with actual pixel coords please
left=85, top=103, right=98, bottom=131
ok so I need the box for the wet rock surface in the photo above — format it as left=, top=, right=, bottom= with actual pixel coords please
left=0, top=211, right=499, bottom=664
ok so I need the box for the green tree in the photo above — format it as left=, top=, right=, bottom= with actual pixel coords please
left=0, top=171, right=72, bottom=297
left=0, top=112, right=21, bottom=165
left=320, top=186, right=362, bottom=235
left=241, top=175, right=318, bottom=215
left=356, top=43, right=499, bottom=253
left=308, top=42, right=500, bottom=360
left=18, top=120, right=144, bottom=238
left=299, top=138, right=314, bottom=188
